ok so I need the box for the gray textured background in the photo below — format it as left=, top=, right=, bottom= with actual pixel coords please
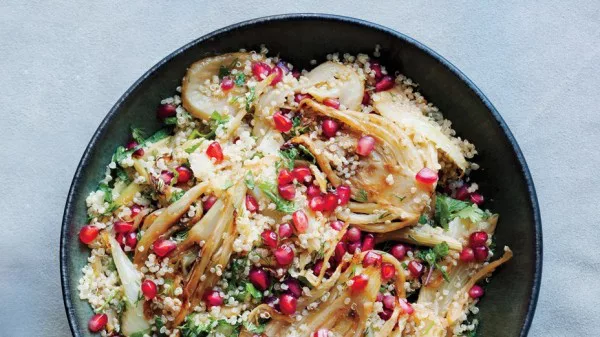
left=1, top=1, right=598, bottom=336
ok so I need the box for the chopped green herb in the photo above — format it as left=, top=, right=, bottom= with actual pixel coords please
left=435, top=194, right=486, bottom=229
left=355, top=189, right=368, bottom=202
left=394, top=194, right=406, bottom=202
left=244, top=171, right=255, bottom=190
left=234, top=73, right=246, bottom=87
left=290, top=116, right=310, bottom=136
left=170, top=189, right=185, bottom=203
left=113, top=128, right=171, bottom=163
left=243, top=321, right=266, bottom=334
left=218, top=65, right=230, bottom=78
left=155, top=316, right=168, bottom=337
left=279, top=147, right=299, bottom=170
left=164, top=116, right=178, bottom=125
left=297, top=144, right=316, bottom=164
left=257, top=181, right=297, bottom=213
left=418, top=214, right=428, bottom=224
left=131, top=127, right=147, bottom=143
left=185, top=140, right=203, bottom=154
left=417, top=242, right=450, bottom=283
left=245, top=87, right=256, bottom=112
left=245, top=282, right=263, bottom=300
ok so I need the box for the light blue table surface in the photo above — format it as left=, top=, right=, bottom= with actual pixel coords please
left=1, top=1, right=598, bottom=336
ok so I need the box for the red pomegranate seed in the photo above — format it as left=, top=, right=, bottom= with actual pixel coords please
left=345, top=227, right=362, bottom=242
left=356, top=136, right=376, bottom=156
left=141, top=279, right=157, bottom=300
left=79, top=225, right=99, bottom=244
left=347, top=241, right=362, bottom=254
left=330, top=220, right=344, bottom=231
left=203, top=195, right=217, bottom=211
left=292, top=210, right=308, bottom=233
left=362, top=91, right=371, bottom=105
left=278, top=223, right=293, bottom=238
left=124, top=232, right=138, bottom=248
left=275, top=244, right=294, bottom=266
left=273, top=111, right=293, bottom=133
left=336, top=185, right=351, bottom=205
left=322, top=119, right=339, bottom=138
left=157, top=103, right=177, bottom=119
left=350, top=274, right=369, bottom=293
left=88, top=313, right=108, bottom=332
left=279, top=293, right=297, bottom=315
left=249, top=268, right=271, bottom=291
left=376, top=293, right=384, bottom=302
left=473, top=246, right=489, bottom=262
left=205, top=290, right=223, bottom=307
left=313, top=260, right=323, bottom=275
left=126, top=140, right=144, bottom=158
left=278, top=184, right=296, bottom=201
left=398, top=298, right=414, bottom=315
left=455, top=185, right=470, bottom=200
left=113, top=220, right=133, bottom=233
left=323, top=97, right=340, bottom=109
left=382, top=295, right=396, bottom=309
left=379, top=308, right=393, bottom=321
left=252, top=62, right=272, bottom=80
left=334, top=241, right=347, bottom=262
left=308, top=195, right=325, bottom=212
left=362, top=234, right=375, bottom=251
left=221, top=77, right=234, bottom=91
left=370, top=62, right=383, bottom=80
left=469, top=231, right=488, bottom=247
left=375, top=76, right=394, bottom=92
left=470, top=193, right=484, bottom=205
left=278, top=169, right=294, bottom=185
left=292, top=70, right=301, bottom=79
left=152, top=239, right=177, bottom=257
left=363, top=251, right=382, bottom=267
left=469, top=285, right=485, bottom=299
left=306, top=185, right=321, bottom=198
left=160, top=170, right=174, bottom=185
left=261, top=230, right=278, bottom=248
left=206, top=142, right=224, bottom=163
left=390, top=244, right=407, bottom=260
left=408, top=260, right=424, bottom=277
left=130, top=204, right=142, bottom=218
left=245, top=194, right=259, bottom=213
left=294, top=93, right=311, bottom=103
left=175, top=166, right=192, bottom=184
left=313, top=328, right=331, bottom=337
left=115, top=233, right=126, bottom=248
left=381, top=263, right=396, bottom=281
left=292, top=167, right=312, bottom=183
left=284, top=279, right=303, bottom=298
left=270, top=65, right=284, bottom=86
left=459, top=247, right=475, bottom=262
left=415, top=168, right=438, bottom=184
left=323, top=193, right=338, bottom=211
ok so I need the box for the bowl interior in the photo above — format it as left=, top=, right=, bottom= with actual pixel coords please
left=62, top=14, right=540, bottom=337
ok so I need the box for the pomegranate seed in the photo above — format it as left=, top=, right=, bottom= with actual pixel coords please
left=336, top=185, right=351, bottom=205
left=370, top=62, right=383, bottom=80
left=390, top=244, right=407, bottom=260
left=249, top=268, right=271, bottom=291
left=459, top=247, right=475, bottom=262
left=313, top=328, right=331, bottom=337
left=284, top=279, right=302, bottom=298
left=323, top=193, right=338, bottom=211
left=292, top=70, right=300, bottom=79
left=175, top=166, right=192, bottom=184
left=350, top=274, right=369, bottom=293
left=206, top=142, right=224, bottom=163
left=398, top=298, right=414, bottom=314
left=275, top=244, right=294, bottom=266
left=263, top=295, right=278, bottom=307
left=469, top=231, right=489, bottom=247
left=278, top=169, right=294, bottom=185
left=294, top=93, right=311, bottom=103
left=124, top=232, right=138, bottom=248
left=292, top=167, right=312, bottom=183
left=383, top=295, right=396, bottom=310
left=152, top=239, right=176, bottom=257
left=278, top=184, right=296, bottom=201
left=160, top=170, right=174, bottom=185
left=252, top=62, right=271, bottom=80
left=141, top=279, right=157, bottom=300
left=376, top=293, right=384, bottom=302
left=308, top=195, right=325, bottom=212
left=323, top=97, right=340, bottom=109
left=345, top=227, right=362, bottom=242
left=270, top=65, right=284, bottom=86
left=363, top=251, right=382, bottom=267
left=273, top=111, right=293, bottom=133
left=455, top=185, right=470, bottom=200
left=469, top=285, right=485, bottom=299
left=416, top=168, right=438, bottom=185
left=292, top=210, right=309, bottom=233
left=408, top=260, right=424, bottom=277
left=470, top=193, right=484, bottom=205
left=126, top=140, right=144, bottom=158
left=157, top=103, right=177, bottom=119
left=221, top=77, right=234, bottom=91
left=330, top=220, right=344, bottom=231
left=362, top=234, right=375, bottom=251
left=306, top=185, right=321, bottom=198
left=334, top=241, right=347, bottom=262
left=79, top=225, right=99, bottom=244
left=278, top=223, right=293, bottom=238
left=322, top=119, right=339, bottom=138
left=379, top=308, right=393, bottom=320
left=356, top=136, right=376, bottom=156
left=130, top=204, right=142, bottom=218
left=381, top=263, right=396, bottom=281
left=245, top=194, right=259, bottom=213
left=279, top=293, right=297, bottom=315
left=203, top=195, right=217, bottom=211
left=347, top=241, right=362, bottom=254
left=114, top=220, right=133, bottom=233
left=473, top=246, right=489, bottom=262
left=115, top=233, right=126, bottom=248
left=362, top=91, right=371, bottom=105
left=261, top=230, right=278, bottom=248
left=88, top=313, right=108, bottom=332
left=205, top=290, right=223, bottom=307
left=375, top=76, right=394, bottom=92
left=313, top=260, right=323, bottom=275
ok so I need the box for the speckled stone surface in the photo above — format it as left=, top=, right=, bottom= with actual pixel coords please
left=0, top=1, right=598, bottom=336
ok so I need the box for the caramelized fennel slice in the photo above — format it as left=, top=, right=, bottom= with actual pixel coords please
left=303, top=61, right=365, bottom=111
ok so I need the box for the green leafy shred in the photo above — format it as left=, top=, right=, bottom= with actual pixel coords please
left=130, top=127, right=146, bottom=143
left=155, top=316, right=168, bottom=337
left=279, top=147, right=299, bottom=170
left=355, top=189, right=368, bottom=202
left=218, top=65, right=230, bottom=78
left=234, top=73, right=246, bottom=87
left=245, top=282, right=263, bottom=300
left=417, top=242, right=450, bottom=283
left=245, top=87, right=256, bottom=112
left=188, top=111, right=230, bottom=140
left=164, top=116, right=178, bottom=125
left=297, top=144, right=316, bottom=164
left=290, top=116, right=310, bottom=136
left=418, top=214, right=428, bottom=225
left=435, top=194, right=486, bottom=230
left=244, top=171, right=255, bottom=190
left=257, top=181, right=297, bottom=213
left=112, top=128, right=171, bottom=163
left=169, top=189, right=185, bottom=203
left=185, top=140, right=203, bottom=154
left=243, top=321, right=266, bottom=334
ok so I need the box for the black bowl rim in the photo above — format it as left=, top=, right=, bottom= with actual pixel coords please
left=60, top=13, right=542, bottom=337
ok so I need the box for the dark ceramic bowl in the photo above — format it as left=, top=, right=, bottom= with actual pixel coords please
left=61, top=14, right=542, bottom=337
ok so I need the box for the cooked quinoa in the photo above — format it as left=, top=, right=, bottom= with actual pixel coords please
left=77, top=46, right=511, bottom=337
